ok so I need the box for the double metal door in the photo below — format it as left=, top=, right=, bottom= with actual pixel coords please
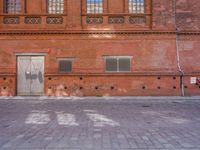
left=17, top=56, right=44, bottom=95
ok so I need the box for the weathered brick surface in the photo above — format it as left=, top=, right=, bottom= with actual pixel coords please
left=176, top=0, right=200, bottom=30
left=152, top=0, right=175, bottom=30
left=179, top=36, right=200, bottom=72
left=44, top=75, right=180, bottom=96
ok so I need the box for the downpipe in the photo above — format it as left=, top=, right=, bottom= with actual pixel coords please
left=174, top=0, right=185, bottom=96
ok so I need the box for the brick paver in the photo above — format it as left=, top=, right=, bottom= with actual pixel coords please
left=0, top=97, right=200, bottom=150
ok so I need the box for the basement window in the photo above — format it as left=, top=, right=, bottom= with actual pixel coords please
left=58, top=58, right=73, bottom=73
left=104, top=56, right=132, bottom=72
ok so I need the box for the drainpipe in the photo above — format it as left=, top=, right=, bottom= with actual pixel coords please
left=173, top=0, right=185, bottom=96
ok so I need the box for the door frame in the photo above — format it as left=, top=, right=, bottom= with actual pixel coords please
left=16, top=53, right=46, bottom=96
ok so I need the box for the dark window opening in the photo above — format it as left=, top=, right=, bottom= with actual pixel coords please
left=59, top=60, right=72, bottom=73
left=106, top=58, right=118, bottom=72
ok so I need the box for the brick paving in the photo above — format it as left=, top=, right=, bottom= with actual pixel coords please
left=0, top=97, right=200, bottom=150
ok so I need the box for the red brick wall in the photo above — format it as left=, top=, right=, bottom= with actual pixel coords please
left=176, top=0, right=200, bottom=30
left=152, top=0, right=175, bottom=30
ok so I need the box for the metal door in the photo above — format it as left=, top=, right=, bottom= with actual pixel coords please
left=17, top=56, right=44, bottom=95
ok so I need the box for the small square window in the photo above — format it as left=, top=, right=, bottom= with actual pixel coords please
left=59, top=60, right=72, bottom=73
left=129, top=0, right=145, bottom=13
left=87, top=0, right=103, bottom=14
left=48, top=0, right=64, bottom=14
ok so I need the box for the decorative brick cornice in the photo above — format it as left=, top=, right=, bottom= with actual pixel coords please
left=0, top=30, right=199, bottom=40
left=0, top=30, right=199, bottom=35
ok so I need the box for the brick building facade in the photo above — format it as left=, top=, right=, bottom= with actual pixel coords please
left=0, top=0, right=200, bottom=96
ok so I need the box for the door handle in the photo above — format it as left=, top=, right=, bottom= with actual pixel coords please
left=25, top=71, right=31, bottom=79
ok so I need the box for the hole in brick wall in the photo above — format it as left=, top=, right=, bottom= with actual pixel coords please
left=173, top=77, right=176, bottom=80
left=199, top=86, right=200, bottom=89
left=48, top=86, right=52, bottom=89
left=64, top=86, right=67, bottom=90
left=173, top=86, right=176, bottom=89
left=184, top=86, right=188, bottom=89
left=157, top=77, right=161, bottom=80
left=157, top=86, right=161, bottom=89
left=142, top=105, right=151, bottom=108
left=95, top=86, right=98, bottom=90
left=142, top=86, right=146, bottom=89
left=80, top=77, right=83, bottom=80
left=48, top=77, right=52, bottom=80
left=80, top=87, right=83, bottom=90
left=3, top=87, right=6, bottom=90
left=110, top=86, right=114, bottom=90
left=3, top=77, right=6, bottom=80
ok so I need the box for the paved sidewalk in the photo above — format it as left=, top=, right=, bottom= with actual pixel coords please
left=0, top=97, right=200, bottom=150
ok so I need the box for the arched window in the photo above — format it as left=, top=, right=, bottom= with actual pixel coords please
left=48, top=0, right=64, bottom=14
left=87, top=0, right=103, bottom=14
left=4, top=0, right=21, bottom=13
left=129, top=0, right=144, bottom=13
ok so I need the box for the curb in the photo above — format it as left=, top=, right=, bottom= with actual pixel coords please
left=0, top=96, right=200, bottom=103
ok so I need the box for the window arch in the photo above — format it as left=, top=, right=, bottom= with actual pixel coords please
left=129, top=0, right=145, bottom=13
left=4, top=0, right=21, bottom=14
left=47, top=0, right=64, bottom=14
left=87, top=0, right=103, bottom=14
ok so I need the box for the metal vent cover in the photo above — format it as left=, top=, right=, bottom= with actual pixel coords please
left=59, top=60, right=72, bottom=73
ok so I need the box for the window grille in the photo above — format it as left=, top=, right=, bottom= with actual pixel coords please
left=87, top=0, right=103, bottom=14
left=59, top=60, right=72, bottom=73
left=105, top=56, right=132, bottom=72
left=48, top=0, right=64, bottom=14
left=4, top=0, right=21, bottom=14
left=129, top=0, right=144, bottom=13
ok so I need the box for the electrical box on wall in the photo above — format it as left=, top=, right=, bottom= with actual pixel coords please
left=190, top=77, right=197, bottom=84
left=197, top=78, right=200, bottom=85
left=191, top=77, right=200, bottom=85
